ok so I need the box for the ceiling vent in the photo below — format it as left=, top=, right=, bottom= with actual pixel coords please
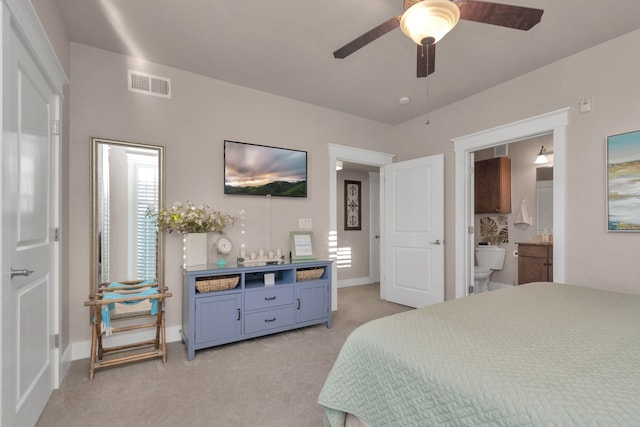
left=127, top=70, right=171, bottom=98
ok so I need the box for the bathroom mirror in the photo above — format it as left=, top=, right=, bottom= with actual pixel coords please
left=536, top=167, right=553, bottom=234
left=90, top=137, right=165, bottom=294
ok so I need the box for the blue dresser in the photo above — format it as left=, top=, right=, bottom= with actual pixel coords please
left=182, top=260, right=332, bottom=360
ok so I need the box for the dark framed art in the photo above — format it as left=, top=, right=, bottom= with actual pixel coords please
left=607, top=130, right=640, bottom=231
left=344, top=180, right=362, bottom=230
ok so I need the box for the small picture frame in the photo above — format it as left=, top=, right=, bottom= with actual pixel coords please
left=264, top=273, right=275, bottom=286
left=290, top=231, right=315, bottom=261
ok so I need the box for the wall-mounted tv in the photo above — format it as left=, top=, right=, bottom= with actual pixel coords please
left=224, top=140, right=307, bottom=197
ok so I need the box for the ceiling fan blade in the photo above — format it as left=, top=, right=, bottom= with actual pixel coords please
left=333, top=16, right=401, bottom=59
left=458, top=1, right=543, bottom=30
left=416, top=43, right=436, bottom=78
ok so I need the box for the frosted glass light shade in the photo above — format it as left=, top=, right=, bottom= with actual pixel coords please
left=400, top=0, right=460, bottom=45
left=534, top=146, right=549, bottom=164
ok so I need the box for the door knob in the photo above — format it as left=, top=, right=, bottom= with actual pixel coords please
left=11, top=267, right=34, bottom=279
left=430, top=240, right=442, bottom=245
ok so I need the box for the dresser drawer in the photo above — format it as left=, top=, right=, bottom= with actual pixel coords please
left=244, top=286, right=293, bottom=311
left=244, top=307, right=294, bottom=334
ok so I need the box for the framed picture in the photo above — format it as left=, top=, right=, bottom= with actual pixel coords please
left=290, top=231, right=315, bottom=261
left=607, top=130, right=640, bottom=231
left=344, top=180, right=361, bottom=230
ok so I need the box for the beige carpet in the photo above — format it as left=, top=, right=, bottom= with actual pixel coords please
left=37, top=284, right=411, bottom=427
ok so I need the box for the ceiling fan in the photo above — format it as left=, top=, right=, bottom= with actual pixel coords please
left=333, top=0, right=544, bottom=78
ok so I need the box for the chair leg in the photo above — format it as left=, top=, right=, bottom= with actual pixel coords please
left=89, top=316, right=98, bottom=380
left=161, top=311, right=167, bottom=363
left=154, top=301, right=162, bottom=349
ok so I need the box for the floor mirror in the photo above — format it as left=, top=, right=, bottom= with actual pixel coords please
left=90, top=137, right=165, bottom=295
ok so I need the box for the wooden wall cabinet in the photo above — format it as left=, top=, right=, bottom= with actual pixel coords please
left=475, top=157, right=512, bottom=214
left=517, top=243, right=553, bottom=285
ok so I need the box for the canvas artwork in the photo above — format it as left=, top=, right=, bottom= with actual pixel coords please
left=479, top=216, right=509, bottom=245
left=607, top=130, right=640, bottom=231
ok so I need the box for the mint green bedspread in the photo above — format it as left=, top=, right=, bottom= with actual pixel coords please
left=318, top=283, right=640, bottom=426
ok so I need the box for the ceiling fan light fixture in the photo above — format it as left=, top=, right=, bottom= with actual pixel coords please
left=400, top=0, right=460, bottom=46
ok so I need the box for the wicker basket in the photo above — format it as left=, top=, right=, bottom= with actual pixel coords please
left=296, top=267, right=325, bottom=281
left=196, top=275, right=240, bottom=293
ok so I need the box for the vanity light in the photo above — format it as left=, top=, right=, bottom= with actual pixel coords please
left=534, top=146, right=550, bottom=164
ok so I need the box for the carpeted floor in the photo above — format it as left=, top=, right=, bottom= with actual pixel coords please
left=36, top=284, right=411, bottom=427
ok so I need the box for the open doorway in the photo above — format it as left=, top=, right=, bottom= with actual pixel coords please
left=453, top=108, right=570, bottom=298
left=335, top=163, right=380, bottom=288
left=470, top=134, right=553, bottom=292
left=328, top=144, right=394, bottom=310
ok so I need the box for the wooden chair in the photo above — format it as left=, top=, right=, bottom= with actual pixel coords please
left=84, top=280, right=172, bottom=379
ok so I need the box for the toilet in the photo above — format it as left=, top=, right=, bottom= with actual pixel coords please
left=474, top=246, right=506, bottom=293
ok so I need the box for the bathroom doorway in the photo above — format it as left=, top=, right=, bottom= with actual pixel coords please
left=471, top=134, right=553, bottom=292
left=453, top=108, right=570, bottom=298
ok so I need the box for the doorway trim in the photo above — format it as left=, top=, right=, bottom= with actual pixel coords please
left=452, top=108, right=570, bottom=298
left=328, top=144, right=394, bottom=310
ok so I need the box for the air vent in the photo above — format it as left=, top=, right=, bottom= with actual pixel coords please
left=127, top=70, right=171, bottom=98
left=494, top=144, right=508, bottom=157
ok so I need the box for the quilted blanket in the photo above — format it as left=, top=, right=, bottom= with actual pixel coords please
left=318, top=283, right=640, bottom=426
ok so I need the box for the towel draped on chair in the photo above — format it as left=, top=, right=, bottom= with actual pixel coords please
left=100, top=280, right=158, bottom=336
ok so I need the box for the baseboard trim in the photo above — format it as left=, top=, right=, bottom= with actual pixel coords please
left=70, top=325, right=182, bottom=361
left=59, top=344, right=73, bottom=384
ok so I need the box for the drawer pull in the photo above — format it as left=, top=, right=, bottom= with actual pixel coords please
left=264, top=296, right=277, bottom=301
left=297, top=298, right=301, bottom=310
left=264, top=317, right=277, bottom=323
left=237, top=308, right=241, bottom=321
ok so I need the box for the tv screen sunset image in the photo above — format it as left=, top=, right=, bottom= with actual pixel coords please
left=224, top=141, right=307, bottom=197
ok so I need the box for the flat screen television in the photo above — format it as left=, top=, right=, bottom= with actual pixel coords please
left=224, top=140, right=307, bottom=197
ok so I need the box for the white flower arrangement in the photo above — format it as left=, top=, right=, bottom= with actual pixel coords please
left=148, top=201, right=236, bottom=234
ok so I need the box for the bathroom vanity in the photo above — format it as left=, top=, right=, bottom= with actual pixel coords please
left=517, top=243, right=553, bottom=284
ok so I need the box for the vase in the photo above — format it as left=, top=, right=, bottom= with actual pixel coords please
left=183, top=233, right=208, bottom=267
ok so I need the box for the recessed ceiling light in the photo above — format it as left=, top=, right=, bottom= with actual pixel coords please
left=398, top=96, right=411, bottom=105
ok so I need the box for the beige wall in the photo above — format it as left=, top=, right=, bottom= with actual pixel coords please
left=67, top=43, right=393, bottom=343
left=393, top=28, right=640, bottom=298
left=336, top=169, right=370, bottom=283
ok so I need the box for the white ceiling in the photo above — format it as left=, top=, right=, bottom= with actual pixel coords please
left=55, top=0, right=640, bottom=125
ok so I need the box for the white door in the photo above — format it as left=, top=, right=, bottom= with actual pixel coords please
left=2, top=16, right=58, bottom=427
left=369, top=172, right=381, bottom=283
left=382, top=154, right=444, bottom=308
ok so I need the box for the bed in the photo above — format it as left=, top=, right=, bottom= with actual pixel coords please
left=318, top=282, right=640, bottom=426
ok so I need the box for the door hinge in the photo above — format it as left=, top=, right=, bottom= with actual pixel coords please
left=50, top=120, right=61, bottom=136
left=468, top=226, right=474, bottom=234
left=54, top=334, right=60, bottom=349
left=468, top=285, right=474, bottom=295
left=54, top=227, right=60, bottom=242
